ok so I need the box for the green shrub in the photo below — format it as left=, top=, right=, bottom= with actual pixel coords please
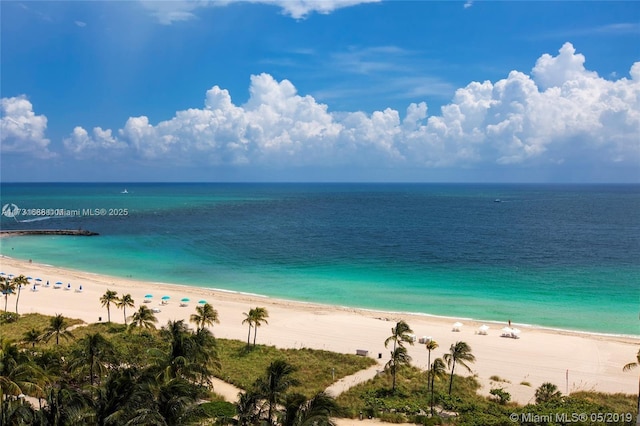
left=489, top=388, right=511, bottom=405
left=379, top=411, right=407, bottom=423
left=0, top=311, right=19, bottom=324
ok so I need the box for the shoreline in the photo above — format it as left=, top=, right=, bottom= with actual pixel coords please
left=0, top=255, right=638, bottom=404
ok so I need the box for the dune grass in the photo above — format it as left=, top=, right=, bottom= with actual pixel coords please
left=215, top=338, right=376, bottom=397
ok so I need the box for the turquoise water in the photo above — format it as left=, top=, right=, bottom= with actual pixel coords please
left=1, top=183, right=638, bottom=336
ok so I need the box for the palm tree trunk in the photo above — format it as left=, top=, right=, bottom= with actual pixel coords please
left=15, top=285, right=21, bottom=314
left=123, top=307, right=127, bottom=325
left=448, top=360, right=456, bottom=395
left=107, top=306, right=111, bottom=323
left=253, top=327, right=257, bottom=346
left=247, top=324, right=251, bottom=345
left=4, top=294, right=8, bottom=311
left=430, top=368, right=435, bottom=416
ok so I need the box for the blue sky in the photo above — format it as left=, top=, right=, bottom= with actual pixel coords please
left=1, top=1, right=639, bottom=182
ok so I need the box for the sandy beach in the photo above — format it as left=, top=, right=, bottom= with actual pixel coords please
left=1, top=255, right=638, bottom=405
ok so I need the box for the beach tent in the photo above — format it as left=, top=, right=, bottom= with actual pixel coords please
left=452, top=322, right=463, bottom=332
left=478, top=324, right=489, bottom=335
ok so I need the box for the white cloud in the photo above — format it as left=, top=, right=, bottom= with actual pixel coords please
left=0, top=95, right=54, bottom=158
left=80, top=44, right=638, bottom=175
left=35, top=43, right=640, bottom=180
left=74, top=20, right=87, bottom=27
left=63, top=126, right=128, bottom=159
left=140, top=0, right=379, bottom=24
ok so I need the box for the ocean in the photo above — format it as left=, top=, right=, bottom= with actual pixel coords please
left=1, top=182, right=638, bottom=336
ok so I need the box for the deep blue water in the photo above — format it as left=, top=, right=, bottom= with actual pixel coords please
left=1, top=183, right=638, bottom=335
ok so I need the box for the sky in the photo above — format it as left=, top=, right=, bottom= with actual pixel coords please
left=1, top=0, right=639, bottom=183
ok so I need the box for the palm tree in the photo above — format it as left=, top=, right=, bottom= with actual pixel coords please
left=250, top=307, right=269, bottom=346
left=425, top=339, right=439, bottom=372
left=622, top=349, right=640, bottom=425
left=0, top=339, right=47, bottom=404
left=22, top=328, right=41, bottom=349
left=385, top=346, right=412, bottom=392
left=1, top=276, right=17, bottom=312
left=12, top=275, right=29, bottom=314
left=129, top=305, right=158, bottom=330
left=535, top=382, right=562, bottom=404
left=242, top=311, right=254, bottom=345
left=189, top=303, right=219, bottom=331
left=42, top=314, right=75, bottom=345
left=236, top=391, right=262, bottom=426
left=70, top=332, right=114, bottom=387
left=282, top=391, right=338, bottom=426
left=116, top=293, right=135, bottom=325
left=100, top=290, right=118, bottom=323
left=384, top=320, right=414, bottom=392
left=429, top=358, right=447, bottom=416
left=443, top=341, right=475, bottom=395
left=255, top=359, right=299, bottom=425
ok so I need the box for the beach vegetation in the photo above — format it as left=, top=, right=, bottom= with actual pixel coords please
left=384, top=320, right=414, bottom=392
left=215, top=339, right=375, bottom=398
left=243, top=306, right=269, bottom=346
left=115, top=293, right=135, bottom=325
left=489, top=387, right=511, bottom=404
left=99, top=289, right=118, bottom=323
left=128, top=304, right=158, bottom=330
left=12, top=275, right=29, bottom=315
left=534, top=382, right=562, bottom=404
left=0, top=275, right=17, bottom=312
left=41, top=314, right=75, bottom=345
left=190, top=302, right=220, bottom=331
left=443, top=341, right=475, bottom=396
left=519, top=380, right=531, bottom=387
left=0, top=311, right=19, bottom=324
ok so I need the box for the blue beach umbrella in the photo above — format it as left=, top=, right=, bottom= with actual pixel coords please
left=56, top=281, right=63, bottom=285
left=181, top=298, right=190, bottom=302
left=161, top=296, right=170, bottom=300
left=198, top=300, right=207, bottom=304
left=27, top=276, right=33, bottom=280
left=145, top=294, right=153, bottom=298
left=35, top=278, right=42, bottom=282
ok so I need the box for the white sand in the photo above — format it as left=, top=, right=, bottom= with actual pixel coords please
left=1, top=255, right=638, bottom=405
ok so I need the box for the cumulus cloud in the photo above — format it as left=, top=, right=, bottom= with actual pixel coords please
left=48, top=43, right=639, bottom=179
left=63, top=126, right=128, bottom=159
left=0, top=95, right=55, bottom=158
left=141, top=0, right=379, bottom=24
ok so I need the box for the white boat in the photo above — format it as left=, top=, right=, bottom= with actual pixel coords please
left=121, top=189, right=129, bottom=194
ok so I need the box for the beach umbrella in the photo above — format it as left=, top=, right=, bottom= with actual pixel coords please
left=161, top=296, right=170, bottom=300
left=501, top=327, right=513, bottom=333
left=9, top=274, right=14, bottom=278
left=0, top=272, right=5, bottom=275
left=56, top=281, right=63, bottom=285
left=479, top=324, right=489, bottom=332
left=35, top=278, right=42, bottom=282
left=27, top=276, right=33, bottom=280
left=198, top=299, right=207, bottom=304
left=181, top=298, right=190, bottom=302
left=145, top=294, right=153, bottom=298
left=512, top=328, right=521, bottom=336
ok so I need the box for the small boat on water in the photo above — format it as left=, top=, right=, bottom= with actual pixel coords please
left=494, top=199, right=502, bottom=203
left=121, top=189, right=129, bottom=194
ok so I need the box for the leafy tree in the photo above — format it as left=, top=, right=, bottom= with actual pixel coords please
left=129, top=305, right=158, bottom=330
left=248, top=307, right=269, bottom=346
left=429, top=357, right=447, bottom=416
left=42, top=314, right=75, bottom=345
left=116, top=293, right=135, bottom=325
left=100, top=290, right=118, bottom=323
left=189, top=303, right=219, bottom=331
left=443, top=341, right=475, bottom=395
left=12, top=275, right=29, bottom=314
left=623, top=348, right=640, bottom=426
left=1, top=276, right=16, bottom=312
left=255, top=359, right=300, bottom=425
left=385, top=346, right=412, bottom=392
left=282, top=391, right=338, bottom=426
left=489, top=387, right=511, bottom=405
left=384, top=320, right=414, bottom=392
left=22, top=327, right=41, bottom=349
left=69, top=332, right=115, bottom=387
left=242, top=311, right=254, bottom=346
left=235, top=391, right=262, bottom=426
left=425, top=339, right=438, bottom=373
left=535, top=382, right=562, bottom=404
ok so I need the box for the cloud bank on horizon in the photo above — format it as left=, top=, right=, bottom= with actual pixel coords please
left=2, top=42, right=638, bottom=181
